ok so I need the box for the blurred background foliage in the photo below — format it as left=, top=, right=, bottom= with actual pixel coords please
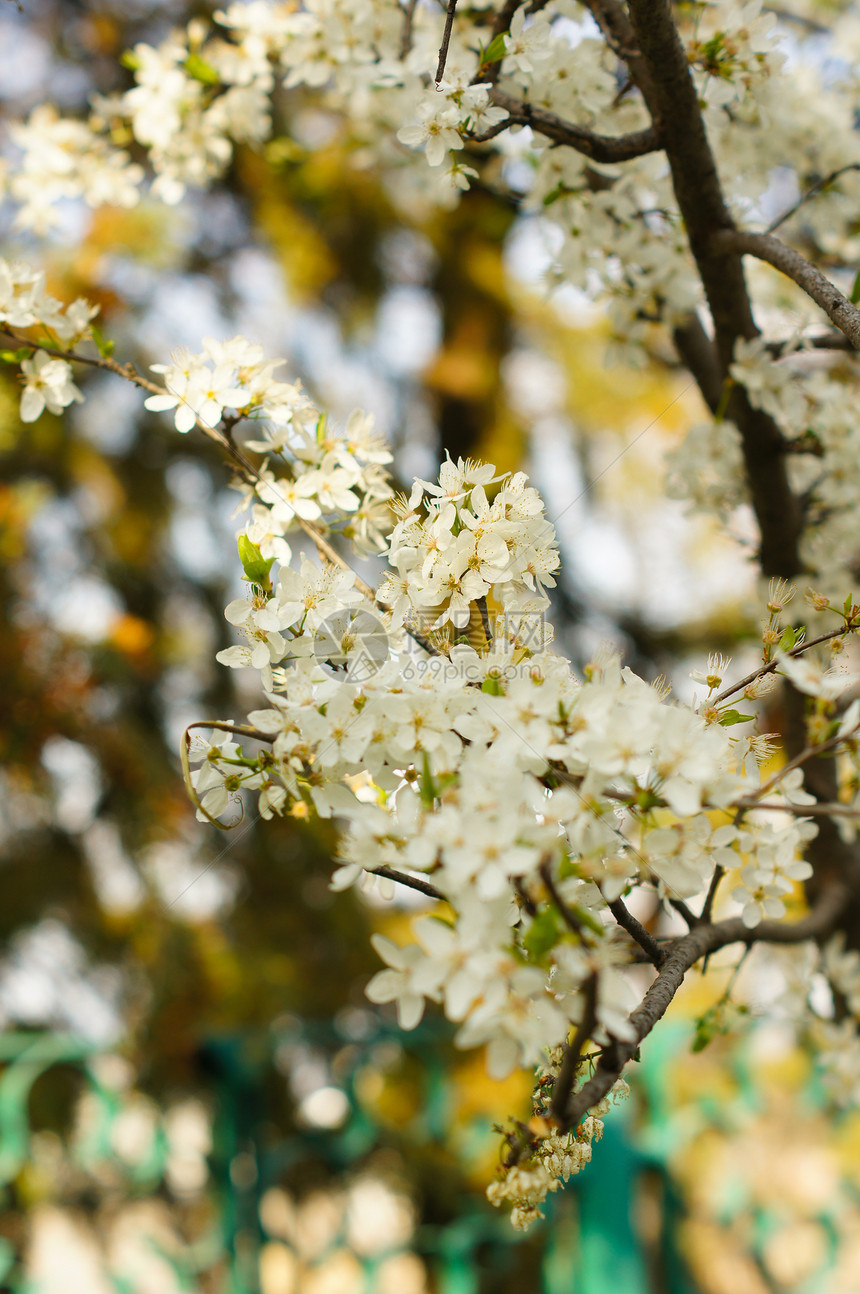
left=1, top=1, right=856, bottom=1291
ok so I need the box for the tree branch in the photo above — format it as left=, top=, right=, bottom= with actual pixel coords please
left=711, top=626, right=853, bottom=706
left=766, top=162, right=860, bottom=234
left=1, top=326, right=444, bottom=661
left=550, top=974, right=598, bottom=1124
left=473, top=0, right=525, bottom=85
left=0, top=328, right=163, bottom=396
left=540, top=859, right=584, bottom=935
left=766, top=330, right=857, bottom=356
left=369, top=866, right=445, bottom=901
left=471, top=89, right=662, bottom=163
left=672, top=315, right=723, bottom=413
left=581, top=0, right=660, bottom=120
left=607, top=897, right=665, bottom=965
left=749, top=801, right=860, bottom=819
left=626, top=0, right=802, bottom=577
left=399, top=0, right=419, bottom=59
left=556, top=883, right=850, bottom=1133
left=712, top=228, right=860, bottom=350
left=435, top=0, right=459, bottom=84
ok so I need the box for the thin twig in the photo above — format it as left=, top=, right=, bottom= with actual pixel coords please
left=742, top=800, right=860, bottom=818
left=668, top=897, right=698, bottom=929
left=513, top=875, right=538, bottom=917
left=711, top=626, right=853, bottom=706
left=471, top=0, right=524, bottom=86
left=435, top=0, right=459, bottom=84
left=370, top=866, right=445, bottom=901
left=766, top=163, right=860, bottom=235
left=540, top=859, right=583, bottom=935
left=5, top=326, right=443, bottom=660
left=699, top=865, right=724, bottom=925
left=550, top=974, right=598, bottom=1124
left=607, top=897, right=665, bottom=965
left=186, top=720, right=274, bottom=744
left=736, top=718, right=860, bottom=807
left=0, top=328, right=163, bottom=396
left=399, top=0, right=419, bottom=58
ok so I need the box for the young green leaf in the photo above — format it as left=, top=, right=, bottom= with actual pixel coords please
left=184, top=53, right=220, bottom=85
left=483, top=32, right=509, bottom=63
left=522, top=908, right=562, bottom=961
left=419, top=751, right=437, bottom=808
left=237, top=535, right=275, bottom=589
left=91, top=324, right=115, bottom=359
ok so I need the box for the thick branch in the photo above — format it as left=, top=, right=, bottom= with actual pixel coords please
left=712, top=229, right=860, bottom=350
left=476, top=89, right=662, bottom=162
left=672, top=315, right=723, bottom=413
left=557, top=884, right=849, bottom=1131
left=581, top=0, right=660, bottom=120
left=626, top=0, right=802, bottom=576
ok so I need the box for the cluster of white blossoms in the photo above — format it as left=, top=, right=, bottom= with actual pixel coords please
left=10, top=0, right=860, bottom=1229
left=379, top=458, right=561, bottom=633
left=666, top=331, right=860, bottom=594
left=141, top=334, right=394, bottom=562
left=3, top=0, right=860, bottom=395
left=487, top=1062, right=629, bottom=1230
left=0, top=257, right=97, bottom=420
left=8, top=256, right=860, bottom=1225
left=6, top=105, right=144, bottom=234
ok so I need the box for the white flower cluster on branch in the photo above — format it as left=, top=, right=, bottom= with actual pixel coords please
left=9, top=256, right=860, bottom=1222
left=10, top=0, right=860, bottom=1231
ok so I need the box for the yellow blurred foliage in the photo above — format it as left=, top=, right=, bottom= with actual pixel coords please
left=109, top=614, right=155, bottom=659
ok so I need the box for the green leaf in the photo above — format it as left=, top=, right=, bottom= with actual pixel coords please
left=183, top=53, right=220, bottom=85
left=237, top=535, right=275, bottom=588
left=522, top=908, right=562, bottom=961
left=569, top=903, right=603, bottom=935
left=481, top=674, right=504, bottom=696
left=718, top=709, right=755, bottom=726
left=419, top=751, right=437, bottom=808
left=0, top=348, right=32, bottom=364
left=845, top=592, right=855, bottom=618
left=851, top=269, right=860, bottom=304
left=483, top=32, right=509, bottom=64
left=692, top=1005, right=721, bottom=1052
left=120, top=49, right=142, bottom=72
left=542, top=184, right=566, bottom=208
left=692, top=1000, right=748, bottom=1051
left=778, top=625, right=800, bottom=652
left=90, top=324, right=114, bottom=359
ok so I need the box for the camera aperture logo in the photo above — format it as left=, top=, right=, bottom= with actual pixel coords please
left=313, top=607, right=390, bottom=682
